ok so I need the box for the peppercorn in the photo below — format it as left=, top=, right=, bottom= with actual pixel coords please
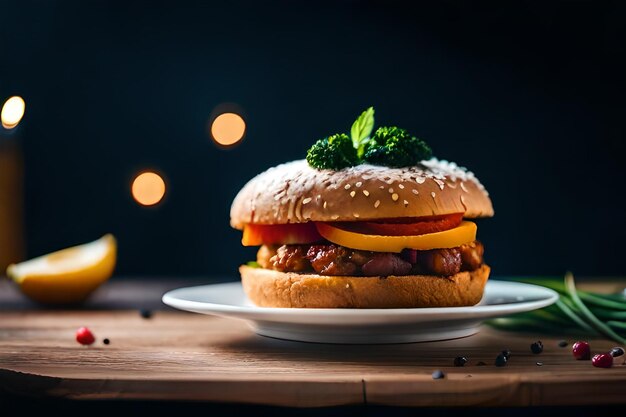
left=432, top=370, right=445, bottom=379
left=558, top=340, right=568, bottom=348
left=501, top=349, right=511, bottom=359
left=572, top=341, right=591, bottom=360
left=453, top=356, right=468, bottom=367
left=592, top=353, right=613, bottom=368
left=530, top=341, right=543, bottom=354
left=103, top=338, right=110, bottom=345
left=495, top=354, right=507, bottom=367
left=610, top=347, right=624, bottom=366
left=76, top=327, right=95, bottom=346
left=140, top=309, right=153, bottom=319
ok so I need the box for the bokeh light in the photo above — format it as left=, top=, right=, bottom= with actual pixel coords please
left=131, top=172, right=166, bottom=206
left=210, top=112, right=246, bottom=146
left=1, top=96, right=26, bottom=129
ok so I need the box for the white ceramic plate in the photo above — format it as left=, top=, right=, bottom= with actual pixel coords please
left=162, top=280, right=558, bottom=344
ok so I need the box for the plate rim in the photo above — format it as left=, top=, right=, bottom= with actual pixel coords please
left=162, top=279, right=559, bottom=317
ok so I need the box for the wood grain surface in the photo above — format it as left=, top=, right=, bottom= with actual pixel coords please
left=1, top=310, right=625, bottom=407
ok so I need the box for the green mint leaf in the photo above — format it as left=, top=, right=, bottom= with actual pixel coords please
left=350, top=107, right=375, bottom=157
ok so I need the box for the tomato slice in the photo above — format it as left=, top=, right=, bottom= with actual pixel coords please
left=242, top=223, right=323, bottom=246
left=332, top=213, right=464, bottom=236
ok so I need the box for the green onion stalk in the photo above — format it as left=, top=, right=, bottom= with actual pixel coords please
left=487, top=272, right=626, bottom=344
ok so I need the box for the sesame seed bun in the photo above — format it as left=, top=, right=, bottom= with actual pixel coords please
left=230, top=159, right=493, bottom=229
left=240, top=264, right=491, bottom=308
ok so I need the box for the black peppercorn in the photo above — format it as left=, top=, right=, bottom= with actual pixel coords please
left=103, top=338, right=110, bottom=345
left=495, top=354, right=508, bottom=367
left=610, top=347, right=624, bottom=357
left=558, top=340, right=568, bottom=348
left=453, top=356, right=468, bottom=367
left=531, top=341, right=543, bottom=354
left=140, top=309, right=153, bottom=319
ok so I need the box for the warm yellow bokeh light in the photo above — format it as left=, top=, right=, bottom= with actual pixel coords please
left=1, top=96, right=26, bottom=129
left=211, top=112, right=246, bottom=146
left=131, top=172, right=166, bottom=206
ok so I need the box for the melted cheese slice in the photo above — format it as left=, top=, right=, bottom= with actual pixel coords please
left=315, top=221, right=477, bottom=252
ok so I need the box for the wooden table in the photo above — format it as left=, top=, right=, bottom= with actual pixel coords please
left=1, top=277, right=625, bottom=408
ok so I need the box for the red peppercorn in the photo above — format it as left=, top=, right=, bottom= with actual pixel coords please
left=76, top=327, right=95, bottom=345
left=592, top=353, right=613, bottom=368
left=572, top=341, right=591, bottom=360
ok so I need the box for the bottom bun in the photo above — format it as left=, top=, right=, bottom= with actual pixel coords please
left=240, top=264, right=490, bottom=308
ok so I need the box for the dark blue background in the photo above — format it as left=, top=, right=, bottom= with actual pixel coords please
left=2, top=1, right=625, bottom=277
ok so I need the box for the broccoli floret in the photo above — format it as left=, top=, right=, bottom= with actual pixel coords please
left=306, top=133, right=359, bottom=170
left=362, top=126, right=432, bottom=167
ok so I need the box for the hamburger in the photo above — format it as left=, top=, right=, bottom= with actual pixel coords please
left=230, top=108, right=494, bottom=308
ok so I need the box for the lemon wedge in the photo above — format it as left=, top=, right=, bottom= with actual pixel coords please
left=6, top=234, right=117, bottom=304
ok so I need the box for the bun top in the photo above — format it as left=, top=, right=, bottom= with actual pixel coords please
left=230, top=159, right=493, bottom=229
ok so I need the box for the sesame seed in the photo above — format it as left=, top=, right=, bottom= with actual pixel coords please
left=353, top=213, right=360, bottom=218
left=398, top=184, right=405, bottom=189
left=302, top=197, right=312, bottom=205
left=345, top=283, right=350, bottom=289
left=379, top=185, right=385, bottom=189
left=355, top=182, right=362, bottom=187
left=392, top=193, right=399, bottom=201
left=403, top=200, right=409, bottom=206
left=331, top=214, right=339, bottom=220
left=412, top=189, right=419, bottom=195
left=344, top=184, right=351, bottom=190
left=374, top=200, right=380, bottom=208
left=323, top=201, right=328, bottom=209
left=350, top=191, right=356, bottom=198
left=431, top=192, right=436, bottom=199
left=388, top=188, right=394, bottom=194
left=362, top=190, right=370, bottom=197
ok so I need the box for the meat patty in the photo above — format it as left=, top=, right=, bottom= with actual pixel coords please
left=416, top=248, right=462, bottom=276
left=269, top=245, right=311, bottom=272
left=361, top=253, right=413, bottom=276
left=306, top=244, right=357, bottom=275
left=460, top=240, right=484, bottom=271
left=257, top=241, right=484, bottom=277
